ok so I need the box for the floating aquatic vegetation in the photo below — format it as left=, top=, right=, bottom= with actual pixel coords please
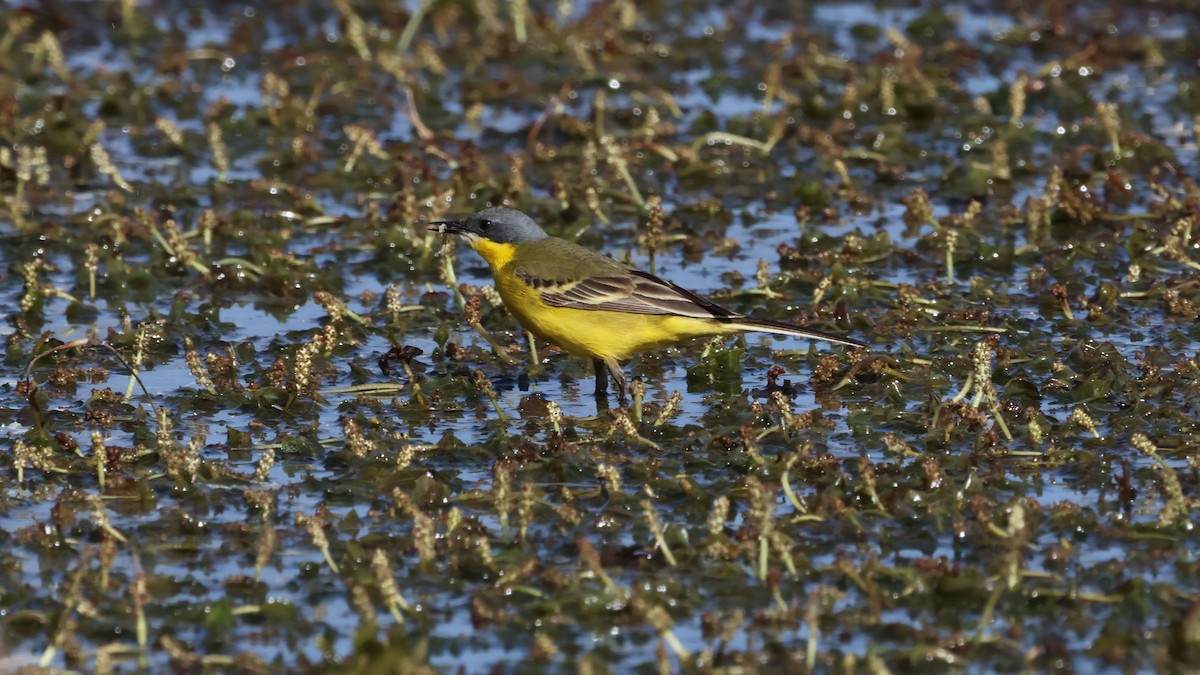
left=0, top=0, right=1199, bottom=671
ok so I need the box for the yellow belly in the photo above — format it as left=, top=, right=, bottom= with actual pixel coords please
left=494, top=270, right=733, bottom=361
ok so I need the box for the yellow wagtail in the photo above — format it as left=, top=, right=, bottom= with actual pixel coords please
left=433, top=207, right=867, bottom=404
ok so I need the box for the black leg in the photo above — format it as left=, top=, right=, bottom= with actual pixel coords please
left=603, top=357, right=628, bottom=407
left=593, top=358, right=610, bottom=405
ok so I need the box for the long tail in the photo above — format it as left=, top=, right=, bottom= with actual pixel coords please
left=718, top=317, right=868, bottom=349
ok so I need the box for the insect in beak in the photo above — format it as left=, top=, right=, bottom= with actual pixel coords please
left=429, top=220, right=465, bottom=235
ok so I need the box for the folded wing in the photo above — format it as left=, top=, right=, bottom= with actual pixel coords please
left=518, top=268, right=741, bottom=319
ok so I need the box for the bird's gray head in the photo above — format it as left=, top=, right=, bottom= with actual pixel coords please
left=431, top=207, right=549, bottom=244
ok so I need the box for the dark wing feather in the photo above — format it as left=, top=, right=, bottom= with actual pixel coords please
left=521, top=267, right=742, bottom=319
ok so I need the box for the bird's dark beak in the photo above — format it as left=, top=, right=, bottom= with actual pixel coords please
left=429, top=219, right=465, bottom=235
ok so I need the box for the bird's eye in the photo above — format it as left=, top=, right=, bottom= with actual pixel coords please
left=479, top=219, right=492, bottom=231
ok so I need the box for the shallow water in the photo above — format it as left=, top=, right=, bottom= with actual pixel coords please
left=3, top=0, right=1200, bottom=671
